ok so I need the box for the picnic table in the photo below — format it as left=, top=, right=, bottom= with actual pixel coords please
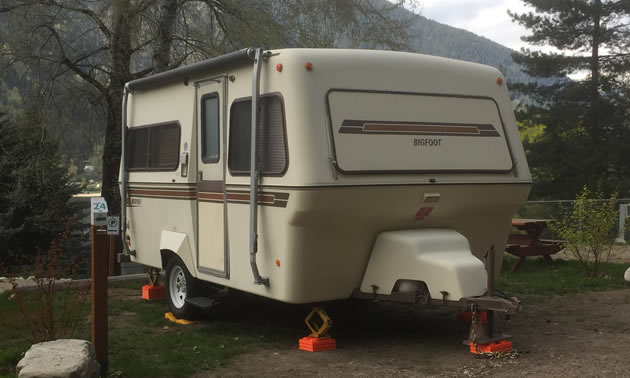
left=505, top=218, right=565, bottom=272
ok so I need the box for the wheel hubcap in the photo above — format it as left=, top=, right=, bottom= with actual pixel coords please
left=169, top=266, right=187, bottom=309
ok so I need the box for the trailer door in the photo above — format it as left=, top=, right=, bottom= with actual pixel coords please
left=196, top=78, right=228, bottom=277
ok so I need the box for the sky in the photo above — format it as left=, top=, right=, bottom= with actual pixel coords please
left=411, top=0, right=535, bottom=51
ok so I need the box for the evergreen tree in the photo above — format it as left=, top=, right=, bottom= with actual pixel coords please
left=0, top=105, right=77, bottom=269
left=510, top=0, right=630, bottom=199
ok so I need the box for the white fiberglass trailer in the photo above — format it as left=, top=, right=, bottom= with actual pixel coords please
left=120, top=48, right=531, bottom=318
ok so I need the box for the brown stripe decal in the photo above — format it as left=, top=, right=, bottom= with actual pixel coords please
left=199, top=191, right=289, bottom=208
left=128, top=188, right=196, bottom=200
left=126, top=183, right=289, bottom=207
left=339, top=120, right=500, bottom=137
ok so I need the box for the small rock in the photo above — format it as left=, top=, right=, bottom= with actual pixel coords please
left=0, top=277, right=7, bottom=281
left=163, top=326, right=169, bottom=330
left=16, top=339, right=100, bottom=378
left=624, top=267, right=630, bottom=282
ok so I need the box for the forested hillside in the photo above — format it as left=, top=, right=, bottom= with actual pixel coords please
left=406, top=15, right=530, bottom=84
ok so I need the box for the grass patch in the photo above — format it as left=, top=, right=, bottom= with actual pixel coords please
left=498, top=255, right=629, bottom=295
left=0, top=280, right=290, bottom=377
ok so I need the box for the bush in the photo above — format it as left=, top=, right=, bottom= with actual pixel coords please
left=551, top=185, right=618, bottom=277
left=6, top=229, right=89, bottom=343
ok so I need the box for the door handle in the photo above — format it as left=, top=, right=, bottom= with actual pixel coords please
left=198, top=171, right=203, bottom=181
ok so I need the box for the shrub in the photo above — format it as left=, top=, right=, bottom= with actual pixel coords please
left=6, top=228, right=89, bottom=343
left=551, top=185, right=618, bottom=277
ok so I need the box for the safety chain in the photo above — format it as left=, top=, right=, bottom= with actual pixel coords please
left=470, top=304, right=520, bottom=360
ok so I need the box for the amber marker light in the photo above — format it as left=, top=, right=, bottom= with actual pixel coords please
left=496, top=77, right=503, bottom=85
left=304, top=62, right=313, bottom=71
left=276, top=63, right=283, bottom=72
left=276, top=259, right=281, bottom=267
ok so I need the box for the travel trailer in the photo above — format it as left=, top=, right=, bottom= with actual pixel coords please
left=120, top=48, right=531, bottom=318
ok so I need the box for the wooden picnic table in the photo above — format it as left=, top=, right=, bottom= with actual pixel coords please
left=505, top=218, right=565, bottom=272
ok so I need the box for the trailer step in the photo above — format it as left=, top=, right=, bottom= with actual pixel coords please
left=185, top=297, right=217, bottom=310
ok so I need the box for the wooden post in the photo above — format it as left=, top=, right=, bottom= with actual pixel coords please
left=90, top=198, right=109, bottom=376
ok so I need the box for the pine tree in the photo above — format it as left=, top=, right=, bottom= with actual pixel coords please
left=509, top=0, right=630, bottom=199
left=0, top=106, right=77, bottom=269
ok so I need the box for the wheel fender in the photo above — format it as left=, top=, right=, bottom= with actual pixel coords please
left=160, top=231, right=197, bottom=278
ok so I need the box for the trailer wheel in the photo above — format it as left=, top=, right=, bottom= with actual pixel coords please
left=165, top=256, right=199, bottom=319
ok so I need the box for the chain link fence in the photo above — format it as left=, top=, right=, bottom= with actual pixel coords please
left=515, top=199, right=630, bottom=241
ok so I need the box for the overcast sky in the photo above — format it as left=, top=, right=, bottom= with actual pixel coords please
left=412, top=0, right=535, bottom=51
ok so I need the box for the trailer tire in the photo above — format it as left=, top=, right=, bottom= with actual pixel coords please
left=165, top=255, right=199, bottom=319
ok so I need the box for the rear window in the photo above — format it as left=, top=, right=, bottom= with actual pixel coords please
left=228, top=95, right=287, bottom=175
left=327, top=90, right=513, bottom=173
left=127, top=122, right=180, bottom=171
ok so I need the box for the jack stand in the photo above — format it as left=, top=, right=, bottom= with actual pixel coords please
left=466, top=246, right=514, bottom=356
left=298, top=307, right=337, bottom=352
left=142, top=267, right=165, bottom=300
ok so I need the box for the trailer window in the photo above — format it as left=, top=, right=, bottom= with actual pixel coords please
left=127, top=122, right=180, bottom=171
left=228, top=95, right=287, bottom=176
left=201, top=93, right=220, bottom=164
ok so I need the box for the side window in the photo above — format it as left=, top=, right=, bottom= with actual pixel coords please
left=201, top=93, right=220, bottom=164
left=127, top=128, right=149, bottom=169
left=127, top=122, right=181, bottom=171
left=228, top=95, right=287, bottom=175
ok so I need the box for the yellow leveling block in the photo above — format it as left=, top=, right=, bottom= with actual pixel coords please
left=164, top=312, right=196, bottom=325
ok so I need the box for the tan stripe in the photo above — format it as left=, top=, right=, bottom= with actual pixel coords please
left=199, top=192, right=224, bottom=201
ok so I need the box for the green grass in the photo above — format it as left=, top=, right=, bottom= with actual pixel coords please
left=498, top=255, right=630, bottom=295
left=3, top=262, right=629, bottom=377
left=0, top=280, right=290, bottom=377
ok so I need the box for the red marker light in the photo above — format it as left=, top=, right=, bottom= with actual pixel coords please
left=275, top=259, right=281, bottom=267
left=276, top=64, right=283, bottom=72
left=496, top=77, right=503, bottom=85
left=304, top=62, right=313, bottom=71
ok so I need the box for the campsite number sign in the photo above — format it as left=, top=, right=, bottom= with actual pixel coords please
left=90, top=197, right=109, bottom=227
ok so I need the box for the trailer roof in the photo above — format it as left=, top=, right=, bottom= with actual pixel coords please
left=126, top=48, right=254, bottom=91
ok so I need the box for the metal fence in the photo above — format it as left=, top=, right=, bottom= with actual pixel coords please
left=516, top=199, right=630, bottom=241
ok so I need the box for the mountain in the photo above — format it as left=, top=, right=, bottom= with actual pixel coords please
left=404, top=14, right=531, bottom=85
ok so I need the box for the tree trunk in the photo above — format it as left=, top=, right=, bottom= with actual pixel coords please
left=154, top=0, right=179, bottom=73
left=589, top=0, right=602, bottom=179
left=590, top=0, right=601, bottom=136
left=101, top=1, right=134, bottom=215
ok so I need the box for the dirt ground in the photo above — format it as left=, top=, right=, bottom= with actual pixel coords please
left=190, top=288, right=630, bottom=377
left=556, top=244, right=630, bottom=264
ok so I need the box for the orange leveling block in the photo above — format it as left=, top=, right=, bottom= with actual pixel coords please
left=469, top=340, right=513, bottom=354
left=142, top=284, right=165, bottom=300
left=142, top=268, right=165, bottom=300
left=299, top=307, right=336, bottom=352
left=467, top=309, right=514, bottom=356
